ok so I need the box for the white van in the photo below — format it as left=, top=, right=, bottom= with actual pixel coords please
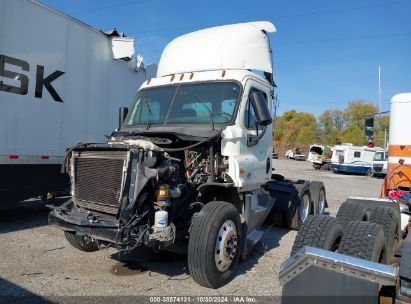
left=372, top=149, right=388, bottom=177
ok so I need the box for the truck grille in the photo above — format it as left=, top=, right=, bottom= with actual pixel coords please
left=373, top=164, right=383, bottom=172
left=73, top=151, right=128, bottom=214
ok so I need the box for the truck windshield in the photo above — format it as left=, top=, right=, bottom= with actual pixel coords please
left=373, top=151, right=387, bottom=161
left=125, top=82, right=241, bottom=127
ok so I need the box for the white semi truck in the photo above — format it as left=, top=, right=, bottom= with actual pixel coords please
left=49, top=21, right=327, bottom=288
left=0, top=0, right=156, bottom=205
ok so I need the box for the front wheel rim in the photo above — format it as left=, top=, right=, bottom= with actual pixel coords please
left=299, top=194, right=310, bottom=222
left=215, top=220, right=238, bottom=272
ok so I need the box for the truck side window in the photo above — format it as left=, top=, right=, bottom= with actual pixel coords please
left=354, top=151, right=361, bottom=158
left=245, top=89, right=267, bottom=130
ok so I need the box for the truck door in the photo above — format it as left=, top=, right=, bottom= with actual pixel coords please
left=238, top=80, right=273, bottom=189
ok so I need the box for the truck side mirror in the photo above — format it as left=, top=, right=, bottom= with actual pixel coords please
left=119, top=107, right=129, bottom=129
left=250, top=92, right=272, bottom=126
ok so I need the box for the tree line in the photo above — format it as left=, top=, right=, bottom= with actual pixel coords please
left=273, top=100, right=389, bottom=148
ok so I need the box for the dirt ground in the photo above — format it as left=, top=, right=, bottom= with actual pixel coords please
left=0, top=159, right=382, bottom=302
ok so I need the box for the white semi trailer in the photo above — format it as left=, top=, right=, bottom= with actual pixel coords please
left=0, top=0, right=156, bottom=204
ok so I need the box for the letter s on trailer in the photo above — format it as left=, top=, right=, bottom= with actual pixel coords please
left=0, top=0, right=156, bottom=204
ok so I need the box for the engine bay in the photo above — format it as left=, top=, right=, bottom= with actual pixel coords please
left=52, top=132, right=233, bottom=251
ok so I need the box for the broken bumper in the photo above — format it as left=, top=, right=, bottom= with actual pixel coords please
left=48, top=206, right=120, bottom=243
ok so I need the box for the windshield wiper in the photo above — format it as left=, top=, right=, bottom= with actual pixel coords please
left=193, top=93, right=215, bottom=130
left=143, top=99, right=153, bottom=130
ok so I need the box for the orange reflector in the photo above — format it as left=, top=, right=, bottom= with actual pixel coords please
left=147, top=78, right=151, bottom=85
left=240, top=168, right=245, bottom=174
left=389, top=145, right=411, bottom=158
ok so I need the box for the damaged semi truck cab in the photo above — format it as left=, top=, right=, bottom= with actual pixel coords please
left=49, top=21, right=324, bottom=288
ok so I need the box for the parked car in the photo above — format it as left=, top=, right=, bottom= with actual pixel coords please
left=286, top=148, right=306, bottom=161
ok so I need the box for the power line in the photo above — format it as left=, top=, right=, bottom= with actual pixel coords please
left=129, top=0, right=411, bottom=35
left=276, top=0, right=411, bottom=19
left=136, top=31, right=411, bottom=54
left=274, top=32, right=411, bottom=45
left=68, top=0, right=150, bottom=14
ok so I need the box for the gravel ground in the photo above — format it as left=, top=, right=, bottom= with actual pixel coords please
left=0, top=159, right=382, bottom=301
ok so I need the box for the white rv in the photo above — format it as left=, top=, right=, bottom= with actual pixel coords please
left=331, top=143, right=380, bottom=175
left=0, top=0, right=156, bottom=205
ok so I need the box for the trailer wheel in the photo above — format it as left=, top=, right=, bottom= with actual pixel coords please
left=188, top=201, right=242, bottom=289
left=64, top=231, right=99, bottom=252
left=309, top=181, right=327, bottom=214
left=336, top=201, right=367, bottom=228
left=369, top=206, right=398, bottom=263
left=339, top=221, right=387, bottom=263
left=291, top=215, right=342, bottom=256
left=284, top=183, right=312, bottom=230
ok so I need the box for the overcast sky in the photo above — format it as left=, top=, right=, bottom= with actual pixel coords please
left=42, top=0, right=411, bottom=116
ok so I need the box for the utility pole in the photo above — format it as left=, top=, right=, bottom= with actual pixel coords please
left=378, top=65, right=382, bottom=112
left=384, top=129, right=387, bottom=150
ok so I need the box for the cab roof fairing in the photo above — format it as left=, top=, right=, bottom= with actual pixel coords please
left=156, top=21, right=276, bottom=78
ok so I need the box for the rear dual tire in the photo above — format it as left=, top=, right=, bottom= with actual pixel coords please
left=291, top=215, right=342, bottom=256
left=309, top=181, right=326, bottom=215
left=369, top=206, right=398, bottom=263
left=336, top=201, right=367, bottom=228
left=284, top=183, right=312, bottom=230
left=339, top=221, right=387, bottom=264
left=292, top=216, right=387, bottom=264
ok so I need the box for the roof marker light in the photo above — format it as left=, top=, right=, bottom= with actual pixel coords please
left=170, top=74, right=175, bottom=82
left=147, top=78, right=151, bottom=85
left=190, top=72, right=194, bottom=80
left=221, top=70, right=226, bottom=77
left=180, top=74, right=184, bottom=81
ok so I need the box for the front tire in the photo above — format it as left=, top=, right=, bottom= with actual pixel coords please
left=188, top=201, right=242, bottom=289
